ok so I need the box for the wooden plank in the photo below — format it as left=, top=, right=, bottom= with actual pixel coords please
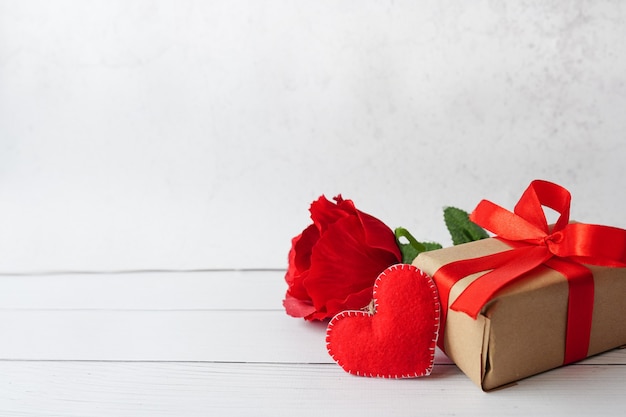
left=1, top=307, right=624, bottom=366
left=0, top=361, right=625, bottom=417
left=0, top=270, right=286, bottom=310
left=1, top=268, right=625, bottom=417
left=0, top=310, right=329, bottom=363
left=0, top=271, right=457, bottom=364
left=0, top=308, right=455, bottom=365
left=1, top=268, right=625, bottom=366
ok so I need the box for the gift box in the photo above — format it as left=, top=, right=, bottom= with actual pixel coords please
left=413, top=180, right=626, bottom=391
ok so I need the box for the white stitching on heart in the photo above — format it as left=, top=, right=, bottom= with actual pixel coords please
left=326, top=263, right=441, bottom=379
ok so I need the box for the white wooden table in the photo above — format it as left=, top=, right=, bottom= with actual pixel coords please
left=1, top=269, right=625, bottom=416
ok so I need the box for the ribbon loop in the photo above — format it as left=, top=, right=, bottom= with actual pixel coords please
left=471, top=199, right=545, bottom=242
left=513, top=179, right=571, bottom=232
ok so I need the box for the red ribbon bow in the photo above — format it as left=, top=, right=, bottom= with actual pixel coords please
left=434, top=180, right=626, bottom=364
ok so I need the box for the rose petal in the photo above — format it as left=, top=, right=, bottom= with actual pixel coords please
left=325, top=286, right=373, bottom=318
left=357, top=210, right=403, bottom=260
left=284, top=194, right=402, bottom=321
left=309, top=195, right=351, bottom=233
left=292, top=224, right=319, bottom=273
left=304, top=215, right=400, bottom=317
left=283, top=293, right=317, bottom=318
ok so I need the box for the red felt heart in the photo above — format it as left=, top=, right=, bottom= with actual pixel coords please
left=326, top=264, right=440, bottom=378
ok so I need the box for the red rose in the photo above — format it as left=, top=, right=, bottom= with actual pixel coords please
left=283, top=195, right=402, bottom=321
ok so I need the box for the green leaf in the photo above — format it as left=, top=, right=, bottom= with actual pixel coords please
left=443, top=206, right=489, bottom=245
left=394, top=227, right=442, bottom=264
left=422, top=241, right=444, bottom=251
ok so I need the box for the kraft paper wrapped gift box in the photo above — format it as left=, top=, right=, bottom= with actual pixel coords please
left=414, top=236, right=626, bottom=391
left=409, top=179, right=626, bottom=390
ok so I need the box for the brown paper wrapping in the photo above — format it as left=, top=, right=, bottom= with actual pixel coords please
left=413, top=237, right=626, bottom=391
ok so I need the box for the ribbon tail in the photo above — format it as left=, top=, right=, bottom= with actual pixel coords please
left=450, top=246, right=553, bottom=318
left=432, top=248, right=523, bottom=349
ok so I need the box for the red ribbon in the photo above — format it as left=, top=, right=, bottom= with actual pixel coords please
left=434, top=180, right=626, bottom=364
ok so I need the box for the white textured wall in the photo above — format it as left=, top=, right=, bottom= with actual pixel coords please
left=1, top=1, right=625, bottom=272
